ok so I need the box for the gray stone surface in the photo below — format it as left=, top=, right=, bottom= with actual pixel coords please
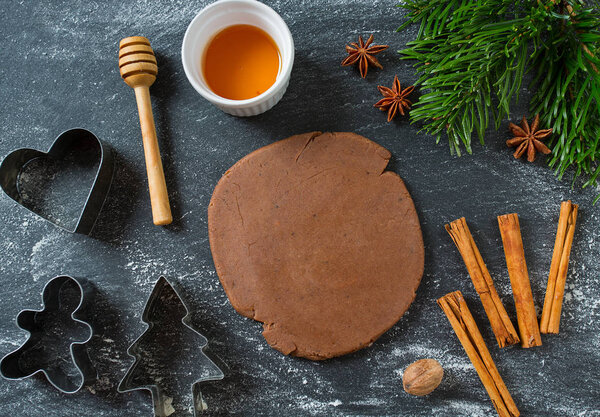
left=0, top=1, right=599, bottom=416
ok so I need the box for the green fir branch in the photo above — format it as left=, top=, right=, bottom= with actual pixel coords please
left=397, top=0, right=600, bottom=195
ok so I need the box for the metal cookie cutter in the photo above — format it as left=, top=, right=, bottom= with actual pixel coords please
left=0, top=275, right=95, bottom=393
left=119, top=277, right=224, bottom=417
left=0, top=128, right=115, bottom=234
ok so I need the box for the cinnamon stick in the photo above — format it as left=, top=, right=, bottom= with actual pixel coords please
left=438, top=291, right=520, bottom=417
left=498, top=213, right=542, bottom=348
left=445, top=218, right=519, bottom=348
left=540, top=201, right=578, bottom=334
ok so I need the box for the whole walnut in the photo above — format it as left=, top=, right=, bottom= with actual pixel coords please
left=402, top=359, right=444, bottom=396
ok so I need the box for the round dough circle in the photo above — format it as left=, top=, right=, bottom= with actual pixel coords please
left=208, top=132, right=424, bottom=360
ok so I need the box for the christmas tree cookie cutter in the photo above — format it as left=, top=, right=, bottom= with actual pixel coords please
left=118, top=277, right=224, bottom=417
left=0, top=275, right=95, bottom=393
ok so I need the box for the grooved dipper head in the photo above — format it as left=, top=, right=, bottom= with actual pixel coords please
left=118, top=36, right=157, bottom=88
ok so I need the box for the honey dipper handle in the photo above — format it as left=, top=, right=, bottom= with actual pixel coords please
left=133, top=86, right=172, bottom=226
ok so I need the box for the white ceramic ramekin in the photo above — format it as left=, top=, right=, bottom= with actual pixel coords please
left=182, top=0, right=294, bottom=117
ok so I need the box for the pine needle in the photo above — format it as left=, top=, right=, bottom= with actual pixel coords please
left=397, top=0, right=600, bottom=193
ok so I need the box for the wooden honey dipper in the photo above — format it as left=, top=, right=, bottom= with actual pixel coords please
left=118, top=36, right=172, bottom=226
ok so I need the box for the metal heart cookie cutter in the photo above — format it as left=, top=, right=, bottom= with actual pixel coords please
left=0, top=275, right=96, bottom=393
left=0, top=128, right=114, bottom=234
left=119, top=277, right=224, bottom=417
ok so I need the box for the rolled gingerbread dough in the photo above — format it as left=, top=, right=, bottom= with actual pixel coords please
left=208, top=132, right=424, bottom=360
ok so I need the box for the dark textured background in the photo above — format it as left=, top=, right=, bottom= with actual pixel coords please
left=1, top=1, right=599, bottom=416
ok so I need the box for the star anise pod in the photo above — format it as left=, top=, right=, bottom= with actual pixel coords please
left=374, top=75, right=414, bottom=122
left=507, top=114, right=553, bottom=162
left=341, top=34, right=388, bottom=78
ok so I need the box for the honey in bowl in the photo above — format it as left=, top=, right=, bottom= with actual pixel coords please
left=202, top=24, right=281, bottom=101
